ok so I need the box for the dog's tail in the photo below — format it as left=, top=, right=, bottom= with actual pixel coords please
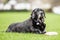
left=0, top=29, right=12, bottom=33
left=0, top=30, right=8, bottom=33
left=6, top=28, right=12, bottom=32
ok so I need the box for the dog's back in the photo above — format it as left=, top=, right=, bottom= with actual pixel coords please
left=6, top=18, right=34, bottom=32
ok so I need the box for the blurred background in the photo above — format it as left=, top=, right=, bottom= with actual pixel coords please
left=0, top=0, right=60, bottom=14
left=0, top=0, right=60, bottom=40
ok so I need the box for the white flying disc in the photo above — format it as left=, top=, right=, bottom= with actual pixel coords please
left=45, top=32, right=58, bottom=35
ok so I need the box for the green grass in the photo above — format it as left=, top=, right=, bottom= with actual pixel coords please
left=0, top=12, right=60, bottom=40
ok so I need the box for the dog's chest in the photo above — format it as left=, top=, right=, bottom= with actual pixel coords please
left=32, top=23, right=41, bottom=29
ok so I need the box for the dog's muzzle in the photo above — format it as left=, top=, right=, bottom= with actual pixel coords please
left=36, top=17, right=44, bottom=25
left=36, top=19, right=41, bottom=25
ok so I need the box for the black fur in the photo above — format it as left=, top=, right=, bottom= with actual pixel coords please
left=6, top=8, right=46, bottom=34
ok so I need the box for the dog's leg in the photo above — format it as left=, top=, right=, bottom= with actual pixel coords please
left=32, top=28, right=42, bottom=34
left=41, top=23, right=46, bottom=33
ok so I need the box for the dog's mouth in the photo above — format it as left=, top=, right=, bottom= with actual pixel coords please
left=36, top=17, right=44, bottom=25
left=36, top=21, right=41, bottom=25
left=36, top=22, right=40, bottom=25
left=33, top=18, right=43, bottom=25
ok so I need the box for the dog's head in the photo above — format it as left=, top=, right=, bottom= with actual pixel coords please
left=31, top=8, right=46, bottom=34
left=31, top=8, right=45, bottom=25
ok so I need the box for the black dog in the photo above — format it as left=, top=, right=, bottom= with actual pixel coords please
left=6, top=8, right=46, bottom=34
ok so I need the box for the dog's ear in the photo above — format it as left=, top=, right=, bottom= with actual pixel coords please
left=43, top=11, right=46, bottom=18
left=31, top=12, right=35, bottom=19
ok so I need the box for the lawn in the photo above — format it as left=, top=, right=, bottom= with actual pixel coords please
left=0, top=11, right=60, bottom=40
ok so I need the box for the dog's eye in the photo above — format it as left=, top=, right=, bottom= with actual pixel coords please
left=40, top=13, right=44, bottom=16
